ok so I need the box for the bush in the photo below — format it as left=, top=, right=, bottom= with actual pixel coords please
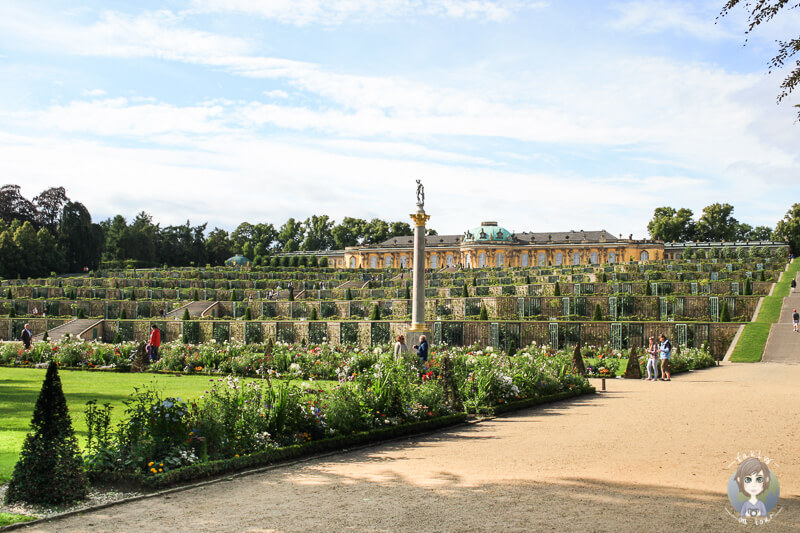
left=120, top=308, right=127, bottom=320
left=479, top=304, right=489, bottom=321
left=553, top=281, right=560, bottom=296
left=113, top=331, right=123, bottom=344
left=370, top=303, right=380, bottom=321
left=592, top=304, right=603, bottom=321
left=244, top=307, right=252, bottom=320
left=720, top=301, right=731, bottom=322
left=77, top=308, right=86, bottom=319
left=8, top=307, right=15, bottom=318
left=183, top=308, right=191, bottom=321
left=319, top=257, right=328, bottom=267
left=231, top=289, right=238, bottom=301
left=291, top=256, right=300, bottom=267
left=461, top=283, right=468, bottom=297
left=345, top=288, right=353, bottom=301
left=310, top=307, right=319, bottom=321
left=4, top=362, right=89, bottom=505
left=193, top=290, right=199, bottom=301
left=404, top=286, right=410, bottom=299
left=288, top=287, right=294, bottom=301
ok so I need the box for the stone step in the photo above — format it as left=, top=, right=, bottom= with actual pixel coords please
left=33, top=318, right=103, bottom=342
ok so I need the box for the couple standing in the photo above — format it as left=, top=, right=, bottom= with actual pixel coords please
left=645, top=334, right=671, bottom=381
left=393, top=334, right=428, bottom=366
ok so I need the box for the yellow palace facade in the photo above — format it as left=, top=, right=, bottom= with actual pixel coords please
left=340, top=221, right=664, bottom=269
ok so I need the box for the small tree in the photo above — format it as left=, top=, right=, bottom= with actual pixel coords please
left=720, top=301, right=731, bottom=322
left=479, top=304, right=489, bottom=321
left=4, top=362, right=89, bottom=505
left=370, top=303, right=380, bottom=321
left=461, top=283, right=469, bottom=297
left=404, top=286, right=410, bottom=299
left=269, top=256, right=279, bottom=267
left=646, top=282, right=652, bottom=296
left=42, top=330, right=49, bottom=342
left=244, top=307, right=252, bottom=321
left=193, top=290, right=199, bottom=301
left=288, top=287, right=294, bottom=301
left=319, top=257, right=328, bottom=267
left=310, top=256, right=319, bottom=267
left=129, top=291, right=136, bottom=301
left=120, top=308, right=127, bottom=320
left=472, top=277, right=477, bottom=287
left=310, top=307, right=319, bottom=321
left=8, top=307, right=16, bottom=318
left=182, top=308, right=190, bottom=321
left=592, top=303, right=603, bottom=321
left=77, top=308, right=86, bottom=319
left=601, top=272, right=608, bottom=283
left=6, top=288, right=12, bottom=299
left=231, top=289, right=238, bottom=301
left=553, top=281, right=561, bottom=296
left=345, top=288, right=353, bottom=301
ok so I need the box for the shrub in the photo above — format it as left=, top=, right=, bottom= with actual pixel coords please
left=345, top=288, right=353, bottom=301
left=77, top=308, right=86, bottom=319
left=461, top=283, right=468, bottom=297
left=4, top=362, right=89, bottom=505
left=720, top=301, right=731, bottom=322
left=319, top=257, right=328, bottom=267
left=310, top=307, right=319, bottom=321
left=231, top=289, right=238, bottom=301
left=42, top=330, right=49, bottom=342
left=479, top=304, right=489, bottom=321
left=244, top=307, right=252, bottom=320
left=113, top=331, right=123, bottom=344
left=288, top=287, right=294, bottom=301
left=553, top=281, right=560, bottom=296
left=8, top=307, right=15, bottom=318
left=592, top=304, right=603, bottom=321
left=291, top=256, right=299, bottom=267
left=370, top=303, right=380, bottom=321
left=744, top=277, right=753, bottom=295
left=6, top=288, right=12, bottom=299
left=182, top=308, right=191, bottom=321
left=404, top=286, right=411, bottom=299
left=120, top=308, right=127, bottom=320
left=269, top=256, right=279, bottom=267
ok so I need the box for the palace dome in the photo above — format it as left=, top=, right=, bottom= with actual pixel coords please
left=463, top=221, right=514, bottom=243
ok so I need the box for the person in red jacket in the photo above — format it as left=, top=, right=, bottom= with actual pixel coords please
left=148, top=324, right=161, bottom=361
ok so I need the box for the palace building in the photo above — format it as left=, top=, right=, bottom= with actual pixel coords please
left=339, top=221, right=663, bottom=269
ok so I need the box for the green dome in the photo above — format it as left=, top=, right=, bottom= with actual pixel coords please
left=464, top=222, right=513, bottom=243
left=225, top=255, right=251, bottom=267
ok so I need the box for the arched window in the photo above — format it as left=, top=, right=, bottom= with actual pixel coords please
left=590, top=251, right=598, bottom=264
left=478, top=253, right=487, bottom=267
left=385, top=255, right=392, bottom=268
left=640, top=251, right=650, bottom=262
left=608, top=252, right=616, bottom=264
left=430, top=254, right=438, bottom=269
left=538, top=252, right=546, bottom=266
left=555, top=252, right=563, bottom=266
left=572, top=252, right=581, bottom=265
left=446, top=253, right=454, bottom=267
left=370, top=255, right=377, bottom=268
left=521, top=252, right=529, bottom=267
left=349, top=257, right=356, bottom=268
left=496, top=252, right=505, bottom=267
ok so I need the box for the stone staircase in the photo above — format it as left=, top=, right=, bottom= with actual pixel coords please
left=34, top=319, right=103, bottom=342
left=166, top=301, right=217, bottom=319
left=763, top=272, right=800, bottom=363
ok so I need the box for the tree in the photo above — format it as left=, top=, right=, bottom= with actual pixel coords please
left=720, top=0, right=800, bottom=121
left=362, top=218, right=390, bottom=244
left=388, top=221, right=413, bottom=238
left=301, top=215, right=334, bottom=251
left=479, top=304, right=489, bottom=320
left=206, top=227, right=234, bottom=265
left=774, top=203, right=800, bottom=254
left=4, top=362, right=89, bottom=505
left=33, top=187, right=70, bottom=233
left=277, top=218, right=304, bottom=252
left=593, top=303, right=603, bottom=321
left=332, top=217, right=367, bottom=249
left=646, top=207, right=695, bottom=242
left=0, top=185, right=37, bottom=226
left=695, top=203, right=738, bottom=242
left=58, top=202, right=103, bottom=272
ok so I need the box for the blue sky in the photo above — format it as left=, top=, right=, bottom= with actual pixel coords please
left=0, top=0, right=798, bottom=238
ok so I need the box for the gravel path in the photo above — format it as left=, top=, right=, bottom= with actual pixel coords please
left=20, top=363, right=800, bottom=532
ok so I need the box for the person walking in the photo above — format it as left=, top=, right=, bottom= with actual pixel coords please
left=793, top=309, right=799, bottom=333
left=645, top=336, right=659, bottom=381
left=413, top=335, right=429, bottom=369
left=20, top=323, right=32, bottom=350
left=792, top=279, right=797, bottom=293
left=393, top=335, right=409, bottom=360
left=658, top=334, right=671, bottom=381
left=148, top=324, right=162, bottom=361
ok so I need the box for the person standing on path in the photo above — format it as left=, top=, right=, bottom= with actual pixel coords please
left=148, top=324, right=162, bottom=361
left=645, top=336, right=659, bottom=381
left=393, top=335, right=409, bottom=360
left=792, top=279, right=797, bottom=293
left=20, top=323, right=32, bottom=350
left=659, top=334, right=671, bottom=381
left=793, top=309, right=799, bottom=333
left=413, top=335, right=429, bottom=369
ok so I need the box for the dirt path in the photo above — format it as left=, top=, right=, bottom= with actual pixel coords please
left=23, top=363, right=800, bottom=532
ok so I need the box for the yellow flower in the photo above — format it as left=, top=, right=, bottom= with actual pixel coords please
left=235, top=454, right=239, bottom=457
left=150, top=468, right=157, bottom=473
left=158, top=469, right=163, bottom=472
left=148, top=462, right=154, bottom=466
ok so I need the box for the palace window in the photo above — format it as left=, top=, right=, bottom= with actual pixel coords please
left=590, top=251, right=598, bottom=264
left=478, top=253, right=487, bottom=267
left=385, top=255, right=392, bottom=268
left=370, top=256, right=377, bottom=268
left=640, top=251, right=649, bottom=262
left=431, top=254, right=438, bottom=269
left=496, top=252, right=504, bottom=267
left=538, top=252, right=546, bottom=266
left=608, top=252, right=616, bottom=264
left=555, top=252, right=563, bottom=266
left=521, top=252, right=529, bottom=267
left=572, top=252, right=581, bottom=265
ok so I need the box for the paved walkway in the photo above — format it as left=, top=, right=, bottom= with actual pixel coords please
left=165, top=301, right=215, bottom=319
left=763, top=272, right=800, bottom=363
left=23, top=363, right=800, bottom=532
left=32, top=319, right=102, bottom=342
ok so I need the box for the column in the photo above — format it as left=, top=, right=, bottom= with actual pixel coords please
left=409, top=208, right=430, bottom=331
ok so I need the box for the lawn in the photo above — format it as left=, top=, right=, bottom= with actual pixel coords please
left=0, top=367, right=332, bottom=483
left=730, top=258, right=800, bottom=363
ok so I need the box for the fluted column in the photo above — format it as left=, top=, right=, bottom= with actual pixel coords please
left=409, top=208, right=430, bottom=331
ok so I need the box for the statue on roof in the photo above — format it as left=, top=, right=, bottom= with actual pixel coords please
left=416, top=179, right=424, bottom=208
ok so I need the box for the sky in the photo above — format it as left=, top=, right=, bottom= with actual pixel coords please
left=0, top=0, right=798, bottom=239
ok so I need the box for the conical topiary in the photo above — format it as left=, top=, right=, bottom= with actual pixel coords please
left=479, top=304, right=489, bottom=321
left=720, top=301, right=731, bottom=322
left=244, top=307, right=252, bottom=320
left=403, top=286, right=410, bottom=299
left=592, top=303, right=603, bottom=321
left=120, top=308, right=127, bottom=320
left=310, top=307, right=319, bottom=321
left=553, top=281, right=561, bottom=296
left=193, top=290, right=199, bottom=301
left=370, top=303, right=380, bottom=321
left=4, top=362, right=89, bottom=505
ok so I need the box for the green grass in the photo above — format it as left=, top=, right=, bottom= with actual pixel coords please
left=0, top=511, right=36, bottom=526
left=730, top=258, right=800, bottom=363
left=0, top=368, right=333, bottom=483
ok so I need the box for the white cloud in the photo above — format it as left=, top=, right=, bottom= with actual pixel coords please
left=611, top=1, right=735, bottom=40
left=80, top=88, right=107, bottom=97
left=188, top=0, right=548, bottom=25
